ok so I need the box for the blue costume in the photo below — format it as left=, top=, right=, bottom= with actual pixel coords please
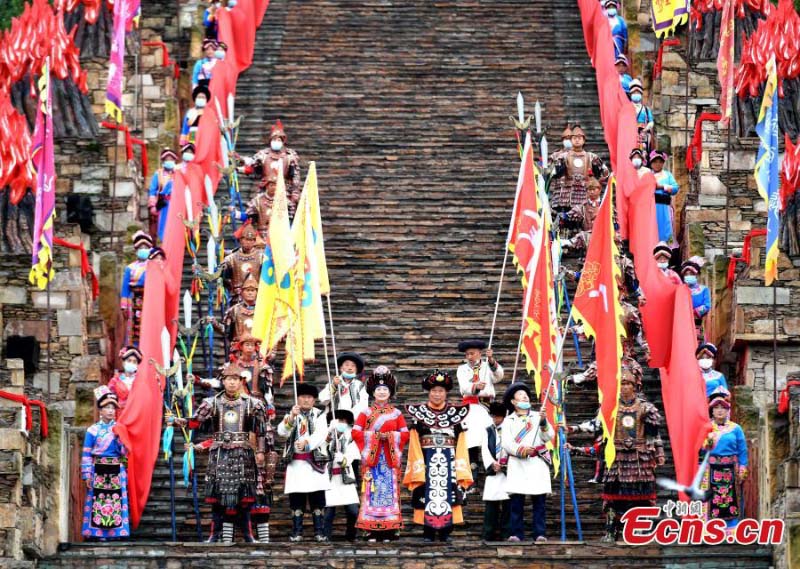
left=120, top=259, right=147, bottom=346
left=619, top=73, right=632, bottom=94
left=148, top=168, right=174, bottom=242
left=654, top=169, right=679, bottom=244
left=702, top=369, right=729, bottom=398
left=192, top=57, right=215, bottom=87
left=203, top=7, right=218, bottom=39
left=703, top=417, right=748, bottom=528
left=608, top=15, right=628, bottom=58
left=81, top=419, right=130, bottom=539
left=689, top=283, right=711, bottom=318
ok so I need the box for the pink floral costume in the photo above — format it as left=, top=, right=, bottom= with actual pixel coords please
left=81, top=419, right=130, bottom=539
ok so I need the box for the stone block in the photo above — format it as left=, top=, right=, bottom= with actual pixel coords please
left=0, top=286, right=27, bottom=305
left=114, top=180, right=137, bottom=198
left=68, top=336, right=83, bottom=355
left=73, top=181, right=103, bottom=194
left=685, top=207, right=727, bottom=222
left=69, top=355, right=103, bottom=383
left=0, top=429, right=26, bottom=451
left=31, top=292, right=68, bottom=310
left=56, top=309, right=82, bottom=337
left=141, top=74, right=154, bottom=86
left=724, top=150, right=756, bottom=170
left=699, top=194, right=727, bottom=206
left=700, top=174, right=727, bottom=195
left=754, top=199, right=767, bottom=213
left=94, top=211, right=134, bottom=232
left=737, top=286, right=791, bottom=305
left=729, top=220, right=752, bottom=232
left=3, top=320, right=48, bottom=343
left=144, top=127, right=160, bottom=140
left=50, top=270, right=84, bottom=292
left=753, top=320, right=775, bottom=335
left=142, top=85, right=161, bottom=100
left=5, top=359, right=23, bottom=370
left=785, top=317, right=800, bottom=336
left=121, top=93, right=135, bottom=107
left=51, top=400, right=75, bottom=419
left=661, top=51, right=686, bottom=70
left=0, top=504, right=17, bottom=528
left=83, top=165, right=110, bottom=181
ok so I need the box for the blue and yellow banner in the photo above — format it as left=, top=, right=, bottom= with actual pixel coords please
left=754, top=56, right=780, bottom=285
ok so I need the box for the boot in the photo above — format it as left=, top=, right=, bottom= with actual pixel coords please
left=345, top=512, right=357, bottom=542
left=240, top=510, right=257, bottom=543
left=290, top=510, right=304, bottom=542
left=206, top=510, right=224, bottom=543
left=600, top=510, right=616, bottom=543
left=222, top=521, right=235, bottom=544
left=256, top=522, right=270, bottom=543
left=312, top=509, right=328, bottom=542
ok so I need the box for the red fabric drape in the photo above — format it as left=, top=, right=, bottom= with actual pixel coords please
left=686, top=112, right=722, bottom=172
left=53, top=236, right=100, bottom=299
left=577, top=0, right=711, bottom=490
left=0, top=390, right=48, bottom=437
left=114, top=0, right=271, bottom=528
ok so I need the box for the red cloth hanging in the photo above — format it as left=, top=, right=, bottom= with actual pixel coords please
left=53, top=236, right=100, bottom=299
left=0, top=390, right=49, bottom=438
left=686, top=112, right=722, bottom=171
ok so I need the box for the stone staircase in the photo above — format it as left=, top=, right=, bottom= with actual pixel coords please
left=122, top=0, right=688, bottom=545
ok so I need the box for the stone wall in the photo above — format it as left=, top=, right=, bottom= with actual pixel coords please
left=0, top=1, right=187, bottom=564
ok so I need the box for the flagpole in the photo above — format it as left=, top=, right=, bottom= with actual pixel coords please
left=325, top=295, right=339, bottom=366
left=488, top=247, right=509, bottom=351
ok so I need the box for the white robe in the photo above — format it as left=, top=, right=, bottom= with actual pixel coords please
left=318, top=378, right=369, bottom=418
left=457, top=360, right=504, bottom=448
left=501, top=411, right=553, bottom=496
left=277, top=408, right=331, bottom=494
left=481, top=424, right=510, bottom=501
left=324, top=427, right=361, bottom=507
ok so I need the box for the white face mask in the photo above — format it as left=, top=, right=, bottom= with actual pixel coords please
left=123, top=362, right=138, bottom=374
left=271, top=139, right=283, bottom=151
left=632, top=158, right=643, bottom=169
left=182, top=152, right=195, bottom=162
left=698, top=358, right=714, bottom=370
left=563, top=139, right=573, bottom=150
left=195, top=98, right=207, bottom=108
left=657, top=262, right=669, bottom=269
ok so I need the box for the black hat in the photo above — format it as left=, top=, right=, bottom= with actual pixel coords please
left=422, top=369, right=454, bottom=391
left=629, top=147, right=646, bottom=160
left=94, top=386, right=120, bottom=409
left=296, top=382, right=319, bottom=398
left=192, top=84, right=210, bottom=102
left=119, top=345, right=143, bottom=363
left=653, top=242, right=672, bottom=258
left=681, top=260, right=701, bottom=274
left=337, top=352, right=364, bottom=374
left=458, top=339, right=487, bottom=352
left=333, top=409, right=354, bottom=425
left=132, top=230, right=153, bottom=250
left=503, top=382, right=533, bottom=412
left=696, top=342, right=718, bottom=358
left=488, top=401, right=507, bottom=417
left=366, top=365, right=396, bottom=396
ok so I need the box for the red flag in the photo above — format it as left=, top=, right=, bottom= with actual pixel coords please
left=718, top=0, right=736, bottom=126
left=507, top=132, right=541, bottom=286
left=570, top=179, right=626, bottom=467
left=659, top=288, right=713, bottom=497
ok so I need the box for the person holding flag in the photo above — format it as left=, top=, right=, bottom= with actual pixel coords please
left=501, top=382, right=554, bottom=542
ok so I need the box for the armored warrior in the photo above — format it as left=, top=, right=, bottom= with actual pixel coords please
left=404, top=370, right=472, bottom=542
left=601, top=363, right=664, bottom=543
left=221, top=272, right=259, bottom=343
left=236, top=120, right=302, bottom=239
left=220, top=223, right=263, bottom=304
left=176, top=363, right=269, bottom=543
left=551, top=125, right=608, bottom=211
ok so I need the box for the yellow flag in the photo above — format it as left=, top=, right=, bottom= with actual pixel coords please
left=304, top=162, right=330, bottom=295
left=291, top=177, right=326, bottom=362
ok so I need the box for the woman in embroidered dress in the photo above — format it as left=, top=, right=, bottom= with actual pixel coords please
left=120, top=231, right=152, bottom=346
left=81, top=387, right=130, bottom=540
left=107, top=346, right=141, bottom=410
left=701, top=388, right=748, bottom=529
left=403, top=369, right=472, bottom=543
left=352, top=366, right=409, bottom=541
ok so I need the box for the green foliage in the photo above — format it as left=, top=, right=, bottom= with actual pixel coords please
left=0, top=0, right=27, bottom=31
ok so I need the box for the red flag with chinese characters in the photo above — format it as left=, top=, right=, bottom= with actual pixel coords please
left=507, top=132, right=541, bottom=287
left=570, top=179, right=626, bottom=467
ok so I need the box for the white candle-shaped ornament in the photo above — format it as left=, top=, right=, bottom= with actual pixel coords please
left=540, top=136, right=549, bottom=169
left=227, top=94, right=235, bottom=128
left=184, top=187, right=193, bottom=222
left=204, top=175, right=214, bottom=206
left=535, top=101, right=542, bottom=134
left=516, top=92, right=524, bottom=125
left=207, top=235, right=216, bottom=273
left=183, top=290, right=192, bottom=329
left=174, top=348, right=184, bottom=391
left=161, top=327, right=171, bottom=370
left=204, top=175, right=219, bottom=237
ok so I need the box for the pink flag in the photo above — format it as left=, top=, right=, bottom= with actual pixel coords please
left=718, top=0, right=736, bottom=126
left=29, top=62, right=56, bottom=289
left=105, top=0, right=130, bottom=122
